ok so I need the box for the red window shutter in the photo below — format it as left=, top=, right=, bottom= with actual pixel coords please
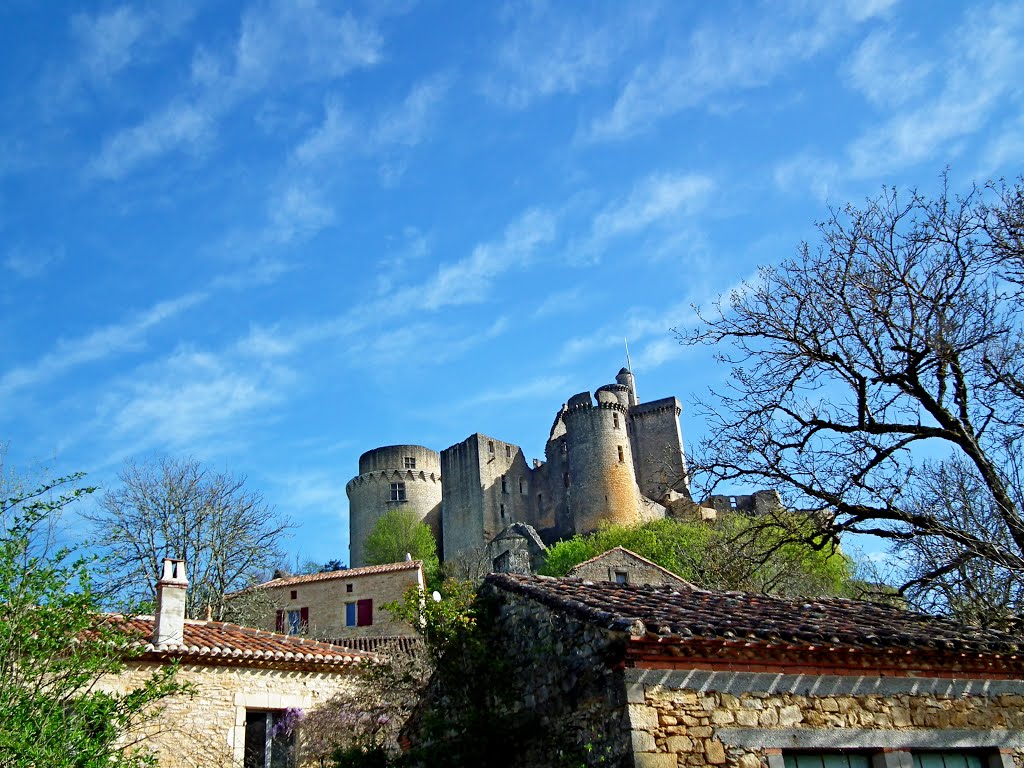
left=275, top=610, right=284, bottom=632
left=299, top=606, right=309, bottom=631
left=357, top=598, right=373, bottom=627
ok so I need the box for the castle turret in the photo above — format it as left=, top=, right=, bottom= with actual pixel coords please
left=563, top=389, right=643, bottom=534
left=346, top=445, right=442, bottom=567
left=615, top=367, right=638, bottom=407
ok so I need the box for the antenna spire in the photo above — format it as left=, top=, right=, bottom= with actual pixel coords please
left=624, top=338, right=638, bottom=401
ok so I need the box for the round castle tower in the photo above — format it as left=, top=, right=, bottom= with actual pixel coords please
left=346, top=445, right=442, bottom=567
left=563, top=387, right=643, bottom=534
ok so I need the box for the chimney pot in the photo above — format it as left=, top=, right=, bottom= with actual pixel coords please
left=154, top=557, right=188, bottom=646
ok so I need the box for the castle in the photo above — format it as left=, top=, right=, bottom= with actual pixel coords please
left=346, top=368, right=708, bottom=567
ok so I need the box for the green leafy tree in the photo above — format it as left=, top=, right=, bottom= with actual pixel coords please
left=542, top=514, right=855, bottom=598
left=0, top=471, right=183, bottom=767
left=363, top=508, right=439, bottom=583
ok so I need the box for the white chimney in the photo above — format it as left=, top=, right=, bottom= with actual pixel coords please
left=153, top=558, right=188, bottom=646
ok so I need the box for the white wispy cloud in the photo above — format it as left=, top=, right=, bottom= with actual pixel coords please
left=373, top=74, right=451, bottom=147
left=391, top=207, right=558, bottom=311
left=575, top=171, right=715, bottom=261
left=843, top=29, right=933, bottom=108
left=266, top=183, right=336, bottom=244
left=88, top=102, right=213, bottom=180
left=42, top=3, right=197, bottom=112
left=100, top=347, right=294, bottom=454
left=4, top=244, right=64, bottom=280
left=0, top=292, right=207, bottom=401
left=585, top=3, right=893, bottom=142
left=201, top=0, right=383, bottom=97
left=846, top=2, right=1024, bottom=178
left=459, top=375, right=572, bottom=408
left=293, top=96, right=353, bottom=164
left=482, top=2, right=653, bottom=108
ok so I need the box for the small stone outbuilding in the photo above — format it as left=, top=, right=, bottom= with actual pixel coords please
left=412, top=574, right=1024, bottom=768
left=567, top=546, right=694, bottom=587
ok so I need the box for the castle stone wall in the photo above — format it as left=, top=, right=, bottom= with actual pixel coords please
left=565, top=396, right=643, bottom=534
left=630, top=397, right=688, bottom=500
left=346, top=445, right=441, bottom=567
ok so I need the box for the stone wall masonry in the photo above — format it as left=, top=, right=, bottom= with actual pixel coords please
left=623, top=668, right=1024, bottom=768
left=440, top=586, right=635, bottom=767
left=98, top=660, right=359, bottom=768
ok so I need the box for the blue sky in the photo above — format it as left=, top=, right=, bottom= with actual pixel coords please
left=2, top=0, right=1022, bottom=567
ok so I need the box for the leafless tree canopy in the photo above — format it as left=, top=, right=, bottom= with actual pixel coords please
left=86, top=457, right=292, bottom=620
left=677, top=176, right=1024, bottom=625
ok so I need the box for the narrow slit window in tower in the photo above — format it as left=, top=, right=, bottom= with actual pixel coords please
left=519, top=478, right=525, bottom=494
left=488, top=441, right=494, bottom=453
left=613, top=413, right=619, bottom=428
left=505, top=445, right=512, bottom=458
left=501, top=476, right=508, bottom=494
left=617, top=445, right=625, bottom=463
left=500, top=503, right=505, bottom=519
left=563, top=472, right=570, bottom=488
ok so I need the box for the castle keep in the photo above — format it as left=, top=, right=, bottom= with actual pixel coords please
left=346, top=368, right=691, bottom=567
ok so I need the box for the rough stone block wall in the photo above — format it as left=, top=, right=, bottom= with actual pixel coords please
left=570, top=549, right=689, bottom=587
left=98, top=661, right=359, bottom=768
left=626, top=668, right=1024, bottom=768
left=258, top=568, right=422, bottom=640
left=466, top=588, right=634, bottom=767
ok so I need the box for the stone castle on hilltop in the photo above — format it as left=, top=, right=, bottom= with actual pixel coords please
left=346, top=368, right=779, bottom=567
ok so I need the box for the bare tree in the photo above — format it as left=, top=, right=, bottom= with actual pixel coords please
left=86, top=457, right=292, bottom=620
left=677, top=175, right=1024, bottom=625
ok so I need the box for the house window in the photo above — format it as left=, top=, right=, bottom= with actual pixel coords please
left=614, top=571, right=628, bottom=584
left=505, top=445, right=512, bottom=458
left=488, top=441, right=494, bottom=453
left=244, top=710, right=296, bottom=768
left=289, top=590, right=297, bottom=600
left=404, top=456, right=416, bottom=469
left=275, top=607, right=307, bottom=635
left=346, top=583, right=353, bottom=593
left=617, top=445, right=625, bottom=463
left=501, top=475, right=508, bottom=494
left=390, top=482, right=407, bottom=502
left=784, top=754, right=871, bottom=768
left=346, top=599, right=374, bottom=627
left=912, top=754, right=984, bottom=768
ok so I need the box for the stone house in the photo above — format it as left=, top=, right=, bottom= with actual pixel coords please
left=408, top=573, right=1024, bottom=768
left=239, top=559, right=424, bottom=643
left=100, top=558, right=373, bottom=768
left=567, top=546, right=695, bottom=587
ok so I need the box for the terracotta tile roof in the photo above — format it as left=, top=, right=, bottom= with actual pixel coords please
left=114, top=616, right=373, bottom=669
left=567, top=546, right=695, bottom=587
left=325, top=635, right=424, bottom=656
left=484, top=573, right=1023, bottom=656
left=241, top=560, right=423, bottom=591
